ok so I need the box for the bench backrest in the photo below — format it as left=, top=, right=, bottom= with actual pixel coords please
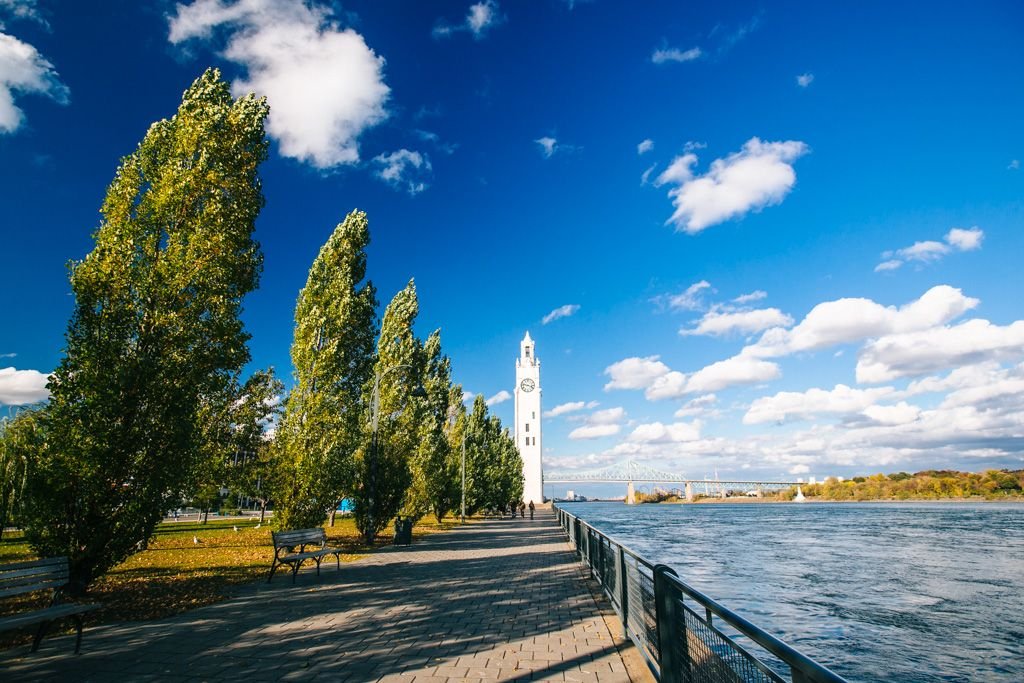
left=0, top=557, right=69, bottom=600
left=272, top=528, right=327, bottom=549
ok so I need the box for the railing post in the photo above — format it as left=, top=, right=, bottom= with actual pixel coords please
left=654, top=564, right=689, bottom=683
left=617, top=545, right=628, bottom=627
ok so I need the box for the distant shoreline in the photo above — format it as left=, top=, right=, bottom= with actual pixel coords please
left=563, top=496, right=1024, bottom=505
left=694, top=496, right=1024, bottom=504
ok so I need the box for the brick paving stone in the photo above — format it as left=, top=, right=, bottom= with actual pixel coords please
left=0, top=511, right=651, bottom=682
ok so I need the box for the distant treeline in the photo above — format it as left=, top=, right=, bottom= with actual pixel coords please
left=793, top=470, right=1024, bottom=501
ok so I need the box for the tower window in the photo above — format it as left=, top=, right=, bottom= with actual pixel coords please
left=532, top=411, right=536, bottom=419
left=525, top=423, right=530, bottom=432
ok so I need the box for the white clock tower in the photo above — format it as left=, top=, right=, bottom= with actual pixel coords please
left=515, top=332, right=544, bottom=504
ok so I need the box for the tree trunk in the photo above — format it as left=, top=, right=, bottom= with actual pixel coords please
left=329, top=507, right=336, bottom=527
left=259, top=500, right=267, bottom=524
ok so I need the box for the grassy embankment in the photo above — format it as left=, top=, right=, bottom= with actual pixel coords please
left=0, top=515, right=456, bottom=650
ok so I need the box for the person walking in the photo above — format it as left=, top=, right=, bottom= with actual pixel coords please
left=519, top=501, right=526, bottom=518
left=528, top=500, right=535, bottom=520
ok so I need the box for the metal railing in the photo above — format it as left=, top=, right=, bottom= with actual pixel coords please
left=555, top=505, right=849, bottom=683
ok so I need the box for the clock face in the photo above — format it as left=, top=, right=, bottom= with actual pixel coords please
left=520, top=378, right=536, bottom=392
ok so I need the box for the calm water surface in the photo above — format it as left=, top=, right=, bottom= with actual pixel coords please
left=561, top=501, right=1024, bottom=682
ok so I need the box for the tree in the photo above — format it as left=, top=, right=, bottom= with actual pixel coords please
left=352, top=279, right=425, bottom=544
left=273, top=210, right=378, bottom=530
left=460, top=395, right=523, bottom=514
left=22, top=69, right=268, bottom=594
left=403, top=330, right=454, bottom=523
left=223, top=369, right=284, bottom=522
left=188, top=368, right=283, bottom=523
left=0, top=408, right=42, bottom=539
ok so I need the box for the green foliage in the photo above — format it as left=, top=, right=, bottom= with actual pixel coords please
left=223, top=369, right=283, bottom=518
left=273, top=210, right=378, bottom=530
left=0, top=408, right=42, bottom=537
left=403, top=330, right=454, bottom=523
left=796, top=469, right=1024, bottom=501
left=353, top=279, right=424, bottom=544
left=189, top=368, right=283, bottom=520
left=461, top=395, right=523, bottom=514
left=22, top=69, right=268, bottom=594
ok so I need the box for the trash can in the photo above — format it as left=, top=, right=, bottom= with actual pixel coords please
left=393, top=516, right=413, bottom=546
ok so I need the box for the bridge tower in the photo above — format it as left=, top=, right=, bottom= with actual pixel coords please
left=515, top=332, right=544, bottom=504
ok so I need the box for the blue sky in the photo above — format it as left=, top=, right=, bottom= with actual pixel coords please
left=2, top=0, right=1023, bottom=490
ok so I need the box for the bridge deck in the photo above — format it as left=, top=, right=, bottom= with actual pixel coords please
left=0, top=513, right=649, bottom=682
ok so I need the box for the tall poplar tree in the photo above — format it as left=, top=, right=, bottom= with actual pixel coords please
left=274, top=210, right=378, bottom=530
left=403, top=330, right=454, bottom=522
left=23, top=69, right=268, bottom=593
left=353, top=279, right=425, bottom=543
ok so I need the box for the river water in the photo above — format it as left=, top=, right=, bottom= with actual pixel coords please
left=560, top=501, right=1024, bottom=682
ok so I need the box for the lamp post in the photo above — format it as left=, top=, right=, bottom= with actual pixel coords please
left=461, top=433, right=466, bottom=524
left=367, top=364, right=426, bottom=543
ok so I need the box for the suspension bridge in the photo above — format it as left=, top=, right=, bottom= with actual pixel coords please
left=544, top=459, right=802, bottom=504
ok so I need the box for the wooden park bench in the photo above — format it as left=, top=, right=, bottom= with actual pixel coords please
left=0, top=557, right=101, bottom=654
left=268, top=528, right=344, bottom=584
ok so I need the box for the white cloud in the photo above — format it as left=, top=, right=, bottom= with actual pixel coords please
left=640, top=163, right=657, bottom=185
left=1008, top=159, right=1020, bottom=170
left=637, top=138, right=654, bottom=155
left=654, top=137, right=809, bottom=233
left=665, top=280, right=711, bottom=311
left=681, top=307, right=793, bottom=337
left=0, top=1, right=46, bottom=29
left=746, top=285, right=978, bottom=359
left=674, top=394, right=717, bottom=418
left=685, top=355, right=780, bottom=394
left=744, top=384, right=896, bottom=424
left=862, top=402, right=920, bottom=425
left=433, top=1, right=503, bottom=40
left=0, top=366, right=49, bottom=404
left=0, top=352, right=15, bottom=358
left=543, top=400, right=598, bottom=418
left=542, top=304, right=580, bottom=325
left=461, top=390, right=476, bottom=403
left=604, top=356, right=671, bottom=391
left=945, top=227, right=984, bottom=251
left=169, top=0, right=390, bottom=169
left=0, top=31, right=68, bottom=134
left=569, top=423, right=620, bottom=440
left=733, top=290, right=767, bottom=304
left=372, top=149, right=431, bottom=195
left=875, top=227, right=984, bottom=272
left=607, top=352, right=779, bottom=400
left=588, top=407, right=625, bottom=424
left=796, top=73, right=814, bottom=87
left=874, top=259, right=902, bottom=272
left=857, top=319, right=1024, bottom=383
left=645, top=371, right=688, bottom=400
left=628, top=421, right=701, bottom=443
left=535, top=136, right=558, bottom=158
left=485, top=389, right=511, bottom=406
left=651, top=46, right=701, bottom=64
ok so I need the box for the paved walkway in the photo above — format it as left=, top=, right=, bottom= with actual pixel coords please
left=0, top=511, right=651, bottom=682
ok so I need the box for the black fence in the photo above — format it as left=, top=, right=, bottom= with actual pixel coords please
left=554, top=505, right=848, bottom=683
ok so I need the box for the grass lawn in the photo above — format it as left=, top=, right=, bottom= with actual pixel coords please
left=0, top=514, right=458, bottom=651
